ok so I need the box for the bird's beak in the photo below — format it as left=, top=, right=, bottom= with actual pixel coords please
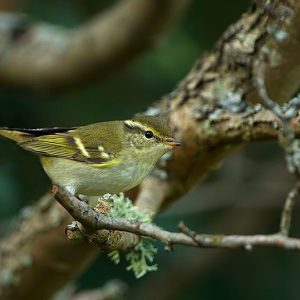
left=164, top=137, right=182, bottom=147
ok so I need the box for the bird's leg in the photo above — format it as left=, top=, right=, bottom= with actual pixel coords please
left=78, top=194, right=89, bottom=203
left=65, top=185, right=76, bottom=196
left=64, top=185, right=89, bottom=203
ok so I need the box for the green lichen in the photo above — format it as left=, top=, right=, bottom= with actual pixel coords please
left=267, top=24, right=288, bottom=42
left=105, top=193, right=157, bottom=278
left=20, top=254, right=33, bottom=267
left=0, top=270, right=15, bottom=286
left=285, top=140, right=300, bottom=174
left=126, top=238, right=158, bottom=279
left=108, top=250, right=120, bottom=264
left=107, top=193, right=152, bottom=222
left=214, top=82, right=246, bottom=113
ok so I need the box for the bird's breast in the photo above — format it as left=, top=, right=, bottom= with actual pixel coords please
left=40, top=154, right=156, bottom=196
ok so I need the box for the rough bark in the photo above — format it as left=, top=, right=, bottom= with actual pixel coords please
left=136, top=0, right=299, bottom=212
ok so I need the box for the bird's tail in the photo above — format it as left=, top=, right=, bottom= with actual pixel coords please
left=0, top=128, right=33, bottom=143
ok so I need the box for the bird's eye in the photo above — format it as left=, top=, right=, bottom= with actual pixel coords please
left=145, top=131, right=153, bottom=139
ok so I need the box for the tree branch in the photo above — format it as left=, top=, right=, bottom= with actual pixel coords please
left=3, top=0, right=300, bottom=299
left=0, top=194, right=99, bottom=300
left=0, top=0, right=188, bottom=91
left=136, top=0, right=300, bottom=213
left=178, top=222, right=300, bottom=250
left=70, top=280, right=127, bottom=300
left=279, top=181, right=300, bottom=235
left=52, top=185, right=300, bottom=252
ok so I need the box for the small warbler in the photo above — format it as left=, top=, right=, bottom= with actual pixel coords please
left=0, top=115, right=181, bottom=196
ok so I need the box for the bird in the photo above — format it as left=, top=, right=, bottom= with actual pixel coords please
left=0, top=115, right=181, bottom=196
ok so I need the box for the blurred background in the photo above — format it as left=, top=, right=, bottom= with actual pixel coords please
left=1, top=0, right=300, bottom=299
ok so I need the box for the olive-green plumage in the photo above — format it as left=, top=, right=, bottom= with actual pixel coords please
left=0, top=116, right=180, bottom=196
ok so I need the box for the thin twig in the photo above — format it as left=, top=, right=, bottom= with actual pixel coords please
left=52, top=185, right=300, bottom=251
left=254, top=57, right=300, bottom=235
left=179, top=221, right=300, bottom=250
left=279, top=181, right=300, bottom=235
left=254, top=62, right=284, bottom=119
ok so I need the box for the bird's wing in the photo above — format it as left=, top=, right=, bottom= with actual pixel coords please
left=19, top=125, right=119, bottom=166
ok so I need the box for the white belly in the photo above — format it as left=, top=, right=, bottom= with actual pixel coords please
left=41, top=156, right=155, bottom=196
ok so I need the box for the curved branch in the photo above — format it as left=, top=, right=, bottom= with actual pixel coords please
left=52, top=185, right=300, bottom=252
left=263, top=1, right=300, bottom=103
left=70, top=280, right=127, bottom=300
left=0, top=0, right=188, bottom=91
left=0, top=194, right=99, bottom=300
left=136, top=0, right=300, bottom=212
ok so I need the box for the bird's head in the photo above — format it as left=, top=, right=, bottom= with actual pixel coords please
left=123, top=115, right=181, bottom=159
